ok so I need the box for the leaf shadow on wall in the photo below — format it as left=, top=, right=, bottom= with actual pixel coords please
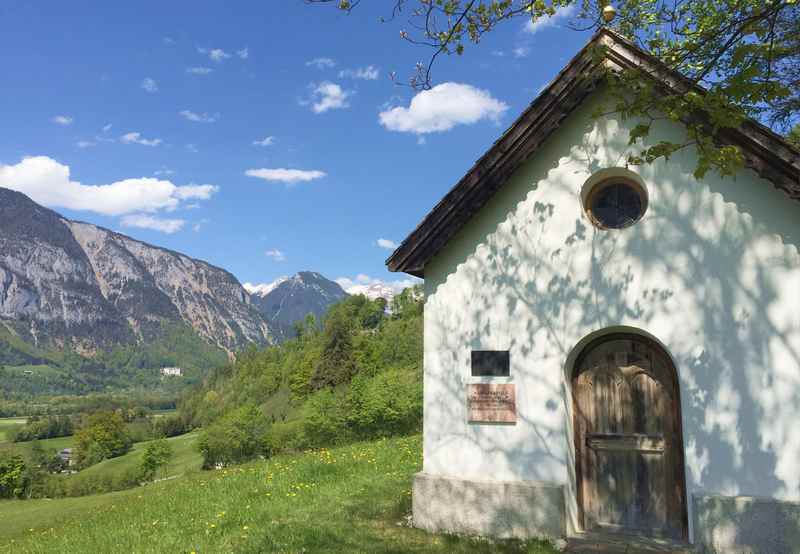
left=419, top=112, right=800, bottom=545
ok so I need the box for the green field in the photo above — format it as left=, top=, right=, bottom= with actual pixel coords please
left=0, top=418, right=26, bottom=443
left=58, top=432, right=201, bottom=486
left=0, top=435, right=73, bottom=456
left=1, top=365, right=62, bottom=377
left=0, top=435, right=557, bottom=554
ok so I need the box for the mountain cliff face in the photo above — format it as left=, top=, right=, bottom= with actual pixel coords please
left=0, top=187, right=271, bottom=355
left=247, top=272, right=348, bottom=339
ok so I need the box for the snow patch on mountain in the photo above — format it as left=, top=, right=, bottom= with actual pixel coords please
left=335, top=274, right=421, bottom=302
left=243, top=276, right=288, bottom=297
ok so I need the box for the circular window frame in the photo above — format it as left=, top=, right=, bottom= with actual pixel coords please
left=580, top=169, right=649, bottom=230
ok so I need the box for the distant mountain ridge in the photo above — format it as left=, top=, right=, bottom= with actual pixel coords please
left=0, top=187, right=272, bottom=357
left=248, top=272, right=348, bottom=339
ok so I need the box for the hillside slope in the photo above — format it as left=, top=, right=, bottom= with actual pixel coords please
left=0, top=435, right=557, bottom=553
left=0, top=187, right=271, bottom=357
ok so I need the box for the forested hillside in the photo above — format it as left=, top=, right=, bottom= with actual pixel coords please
left=179, top=286, right=424, bottom=467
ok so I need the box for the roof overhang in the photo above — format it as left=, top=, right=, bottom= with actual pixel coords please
left=386, top=28, right=800, bottom=278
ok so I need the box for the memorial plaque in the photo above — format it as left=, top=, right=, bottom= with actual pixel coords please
left=471, top=350, right=510, bottom=377
left=468, top=383, right=516, bottom=423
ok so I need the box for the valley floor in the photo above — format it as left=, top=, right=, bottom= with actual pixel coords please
left=0, top=435, right=558, bottom=553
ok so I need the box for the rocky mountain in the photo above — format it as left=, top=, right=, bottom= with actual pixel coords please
left=0, top=187, right=271, bottom=357
left=246, top=272, right=348, bottom=339
left=342, top=282, right=399, bottom=303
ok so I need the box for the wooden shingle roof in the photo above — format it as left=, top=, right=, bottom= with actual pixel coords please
left=386, top=28, right=800, bottom=278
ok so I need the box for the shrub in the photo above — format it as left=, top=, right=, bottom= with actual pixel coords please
left=347, top=368, right=422, bottom=439
left=155, top=414, right=190, bottom=438
left=197, top=405, right=266, bottom=469
left=0, top=454, right=28, bottom=498
left=139, top=439, right=173, bottom=481
left=301, top=388, right=353, bottom=446
left=73, top=411, right=133, bottom=469
left=263, top=419, right=308, bottom=455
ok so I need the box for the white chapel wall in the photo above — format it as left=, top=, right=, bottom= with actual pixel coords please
left=421, top=89, right=800, bottom=536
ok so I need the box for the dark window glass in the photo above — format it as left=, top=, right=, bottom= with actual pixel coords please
left=589, top=181, right=645, bottom=229
left=471, top=351, right=510, bottom=377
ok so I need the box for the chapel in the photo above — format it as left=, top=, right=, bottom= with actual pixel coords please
left=387, top=28, right=800, bottom=552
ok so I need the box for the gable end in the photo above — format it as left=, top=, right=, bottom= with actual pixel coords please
left=387, top=28, right=800, bottom=278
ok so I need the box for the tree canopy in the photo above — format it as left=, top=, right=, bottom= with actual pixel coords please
left=310, top=1, right=799, bottom=176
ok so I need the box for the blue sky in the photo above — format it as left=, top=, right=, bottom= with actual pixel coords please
left=0, top=1, right=589, bottom=293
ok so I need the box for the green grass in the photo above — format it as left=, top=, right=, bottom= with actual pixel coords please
left=0, top=435, right=72, bottom=456
left=0, top=418, right=26, bottom=444
left=2, top=364, right=63, bottom=377
left=0, top=435, right=558, bottom=554
left=60, top=432, right=201, bottom=485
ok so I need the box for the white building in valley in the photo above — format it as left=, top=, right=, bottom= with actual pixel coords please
left=387, top=29, right=800, bottom=553
left=160, top=367, right=183, bottom=377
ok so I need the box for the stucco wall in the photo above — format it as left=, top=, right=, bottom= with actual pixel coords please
left=421, top=90, right=800, bottom=540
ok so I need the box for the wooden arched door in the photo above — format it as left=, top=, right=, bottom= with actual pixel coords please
left=572, top=334, right=688, bottom=540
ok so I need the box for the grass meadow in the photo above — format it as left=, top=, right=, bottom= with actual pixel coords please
left=50, top=431, right=202, bottom=491
left=0, top=434, right=72, bottom=456
left=0, top=435, right=558, bottom=554
left=0, top=417, right=26, bottom=443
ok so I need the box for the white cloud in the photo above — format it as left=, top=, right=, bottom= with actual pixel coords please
left=173, top=184, right=217, bottom=201
left=245, top=168, right=326, bottom=185
left=237, top=48, right=249, bottom=59
left=308, top=81, right=350, bottom=113
left=0, top=156, right=218, bottom=217
left=52, top=115, right=73, bottom=126
left=376, top=238, right=398, bottom=250
left=179, top=110, right=218, bottom=123
left=512, top=47, right=530, bottom=58
left=186, top=67, right=214, bottom=75
left=524, top=4, right=577, bottom=35
left=338, top=65, right=379, bottom=80
left=121, top=214, right=185, bottom=234
left=335, top=274, right=421, bottom=298
left=199, top=47, right=231, bottom=62
left=379, top=82, right=508, bottom=134
left=252, top=136, right=275, bottom=147
left=265, top=249, right=286, bottom=262
left=76, top=140, right=96, bottom=149
left=120, top=132, right=162, bottom=146
left=154, top=168, right=175, bottom=176
left=306, top=57, right=336, bottom=69
left=141, top=77, right=158, bottom=93
left=192, top=218, right=209, bottom=232
left=163, top=37, right=175, bottom=45
left=102, top=123, right=112, bottom=132
left=186, top=144, right=199, bottom=153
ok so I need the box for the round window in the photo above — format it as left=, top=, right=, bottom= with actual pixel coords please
left=584, top=178, right=647, bottom=229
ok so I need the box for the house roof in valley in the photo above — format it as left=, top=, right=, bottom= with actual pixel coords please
left=386, top=28, right=800, bottom=278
